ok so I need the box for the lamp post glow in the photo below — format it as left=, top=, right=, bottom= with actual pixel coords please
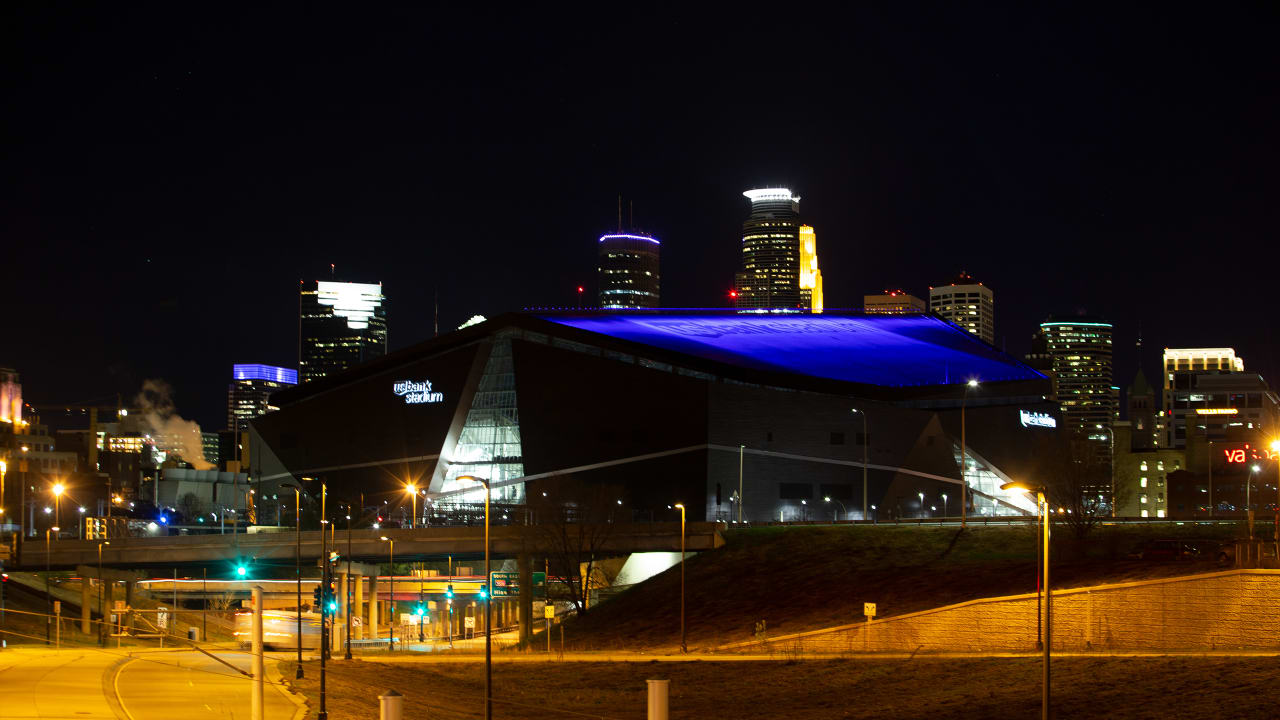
left=51, top=482, right=64, bottom=535
left=379, top=536, right=394, bottom=650
left=456, top=475, right=493, bottom=720
left=960, top=379, right=979, bottom=527
left=673, top=502, right=687, bottom=653
left=851, top=408, right=868, bottom=520
left=1001, top=480, right=1050, bottom=720
left=941, top=493, right=949, bottom=518
left=917, top=491, right=925, bottom=518
left=823, top=496, right=846, bottom=522
left=405, top=483, right=417, bottom=529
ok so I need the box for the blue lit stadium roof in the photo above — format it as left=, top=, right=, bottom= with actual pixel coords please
left=538, top=313, right=1045, bottom=388
left=233, top=364, right=298, bottom=385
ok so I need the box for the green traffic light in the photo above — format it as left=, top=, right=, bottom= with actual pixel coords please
left=236, top=565, right=247, bottom=578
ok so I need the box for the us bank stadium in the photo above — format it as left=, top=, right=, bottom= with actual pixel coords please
left=249, top=311, right=1061, bottom=522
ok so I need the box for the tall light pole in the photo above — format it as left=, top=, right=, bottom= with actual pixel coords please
left=1002, top=481, right=1050, bottom=720
left=673, top=503, right=687, bottom=653
left=1271, top=440, right=1280, bottom=560
left=44, top=526, right=58, bottom=645
left=851, top=408, right=868, bottom=520
left=1248, top=464, right=1260, bottom=538
left=380, top=536, right=394, bottom=650
left=941, top=493, right=949, bottom=519
left=96, top=540, right=109, bottom=646
left=1095, top=424, right=1115, bottom=517
left=457, top=475, right=493, bottom=720
left=51, top=482, right=64, bottom=537
left=960, top=380, right=979, bottom=527
left=737, top=444, right=745, bottom=524
left=405, top=483, right=417, bottom=529
left=917, top=491, right=925, bottom=518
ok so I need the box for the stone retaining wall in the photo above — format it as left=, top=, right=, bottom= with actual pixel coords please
left=725, top=570, right=1280, bottom=653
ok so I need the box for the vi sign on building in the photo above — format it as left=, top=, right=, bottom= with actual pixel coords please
left=393, top=380, right=444, bottom=404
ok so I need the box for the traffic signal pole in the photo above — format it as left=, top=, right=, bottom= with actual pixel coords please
left=319, top=521, right=328, bottom=720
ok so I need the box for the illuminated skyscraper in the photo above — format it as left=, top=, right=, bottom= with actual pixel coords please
left=863, top=290, right=926, bottom=314
left=929, top=272, right=994, bottom=344
left=734, top=188, right=820, bottom=311
left=597, top=233, right=660, bottom=309
left=1040, top=316, right=1114, bottom=456
left=227, top=364, right=298, bottom=430
left=299, top=280, right=388, bottom=383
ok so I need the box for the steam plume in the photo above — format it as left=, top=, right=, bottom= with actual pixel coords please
left=135, top=379, right=215, bottom=470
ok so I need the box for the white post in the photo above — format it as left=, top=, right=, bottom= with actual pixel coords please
left=646, top=679, right=669, bottom=720
left=251, top=586, right=265, bottom=720
left=379, top=689, right=404, bottom=720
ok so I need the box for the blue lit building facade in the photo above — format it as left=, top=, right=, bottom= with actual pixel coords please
left=250, top=312, right=1059, bottom=523
left=597, top=234, right=660, bottom=309
left=227, top=363, right=298, bottom=431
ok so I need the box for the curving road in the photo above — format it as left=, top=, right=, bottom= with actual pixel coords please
left=0, top=648, right=303, bottom=720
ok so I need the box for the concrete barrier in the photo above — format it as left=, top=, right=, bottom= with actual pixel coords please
left=723, top=569, right=1280, bottom=653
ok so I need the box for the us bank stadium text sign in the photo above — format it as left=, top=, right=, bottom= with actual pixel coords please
left=393, top=380, right=443, bottom=404
left=1019, top=410, right=1057, bottom=429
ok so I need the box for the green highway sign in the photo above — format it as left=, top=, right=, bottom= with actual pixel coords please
left=489, top=571, right=546, bottom=597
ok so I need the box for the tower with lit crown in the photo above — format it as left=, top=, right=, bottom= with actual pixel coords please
left=299, top=280, right=388, bottom=383
left=734, top=188, right=821, bottom=311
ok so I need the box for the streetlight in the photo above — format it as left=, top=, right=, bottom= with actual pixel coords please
left=673, top=502, right=687, bottom=653
left=51, top=482, right=65, bottom=536
left=917, top=491, right=925, bottom=518
left=1271, top=439, right=1280, bottom=559
left=456, top=475, right=493, bottom=720
left=1248, top=464, right=1261, bottom=538
left=45, top=525, right=59, bottom=645
left=281, top=482, right=304, bottom=678
left=1001, top=480, right=1050, bottom=720
left=960, top=379, right=979, bottom=528
left=1095, top=424, right=1115, bottom=517
left=379, top=536, right=395, bottom=651
left=941, top=493, right=949, bottom=518
left=851, top=408, right=869, bottom=520
left=823, top=496, right=846, bottom=522
left=97, top=540, right=110, bottom=646
left=405, top=483, right=417, bottom=529
left=737, top=444, right=745, bottom=524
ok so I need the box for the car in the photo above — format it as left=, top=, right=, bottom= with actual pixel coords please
left=1135, top=539, right=1199, bottom=561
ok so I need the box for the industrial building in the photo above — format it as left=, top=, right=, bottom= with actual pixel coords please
left=249, top=311, right=1060, bottom=522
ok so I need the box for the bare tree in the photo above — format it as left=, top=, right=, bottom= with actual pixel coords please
left=1032, top=434, right=1116, bottom=551
left=177, top=492, right=205, bottom=523
left=527, top=475, right=622, bottom=616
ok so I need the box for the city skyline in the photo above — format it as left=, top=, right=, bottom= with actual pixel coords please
left=6, top=6, right=1280, bottom=430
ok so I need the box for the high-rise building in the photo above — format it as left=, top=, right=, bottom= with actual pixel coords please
left=0, top=367, right=20, bottom=425
left=798, top=225, right=823, bottom=313
left=299, top=280, right=387, bottom=383
left=929, top=273, right=994, bottom=344
left=227, top=363, right=298, bottom=431
left=863, top=290, right=926, bottom=315
left=734, top=188, right=821, bottom=311
left=597, top=233, right=660, bottom=309
left=1040, top=316, right=1114, bottom=456
left=1024, top=329, right=1056, bottom=401
left=1161, top=348, right=1280, bottom=448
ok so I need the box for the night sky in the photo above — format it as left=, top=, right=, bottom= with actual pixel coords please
left=6, top=5, right=1280, bottom=431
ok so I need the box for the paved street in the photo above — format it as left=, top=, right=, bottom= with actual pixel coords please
left=0, top=648, right=303, bottom=720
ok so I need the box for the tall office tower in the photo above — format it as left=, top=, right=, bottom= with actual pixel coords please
left=597, top=233, right=660, bottom=309
left=929, top=272, right=994, bottom=344
left=1040, top=316, right=1114, bottom=456
left=798, top=225, right=823, bottom=313
left=227, top=364, right=298, bottom=430
left=863, top=290, right=926, bottom=314
left=1161, top=348, right=1279, bottom=448
left=0, top=367, right=20, bottom=424
left=1127, top=368, right=1158, bottom=451
left=734, top=188, right=820, bottom=311
left=299, top=280, right=388, bottom=383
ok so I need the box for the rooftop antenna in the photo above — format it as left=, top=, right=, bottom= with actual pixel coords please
left=617, top=194, right=622, bottom=233
left=329, top=263, right=335, bottom=279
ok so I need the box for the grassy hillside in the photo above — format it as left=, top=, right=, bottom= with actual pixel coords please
left=558, top=522, right=1241, bottom=651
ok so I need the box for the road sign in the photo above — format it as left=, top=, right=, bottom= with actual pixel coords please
left=489, top=571, right=547, bottom=597
left=464, top=616, right=475, bottom=629
left=53, top=601, right=61, bottom=615
left=157, top=606, right=168, bottom=629
left=544, top=604, right=555, bottom=619
left=864, top=602, right=876, bottom=619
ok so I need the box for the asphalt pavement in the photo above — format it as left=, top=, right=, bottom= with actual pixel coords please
left=0, top=647, right=304, bottom=720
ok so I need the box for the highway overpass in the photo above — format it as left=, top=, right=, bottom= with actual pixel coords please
left=8, top=522, right=725, bottom=571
